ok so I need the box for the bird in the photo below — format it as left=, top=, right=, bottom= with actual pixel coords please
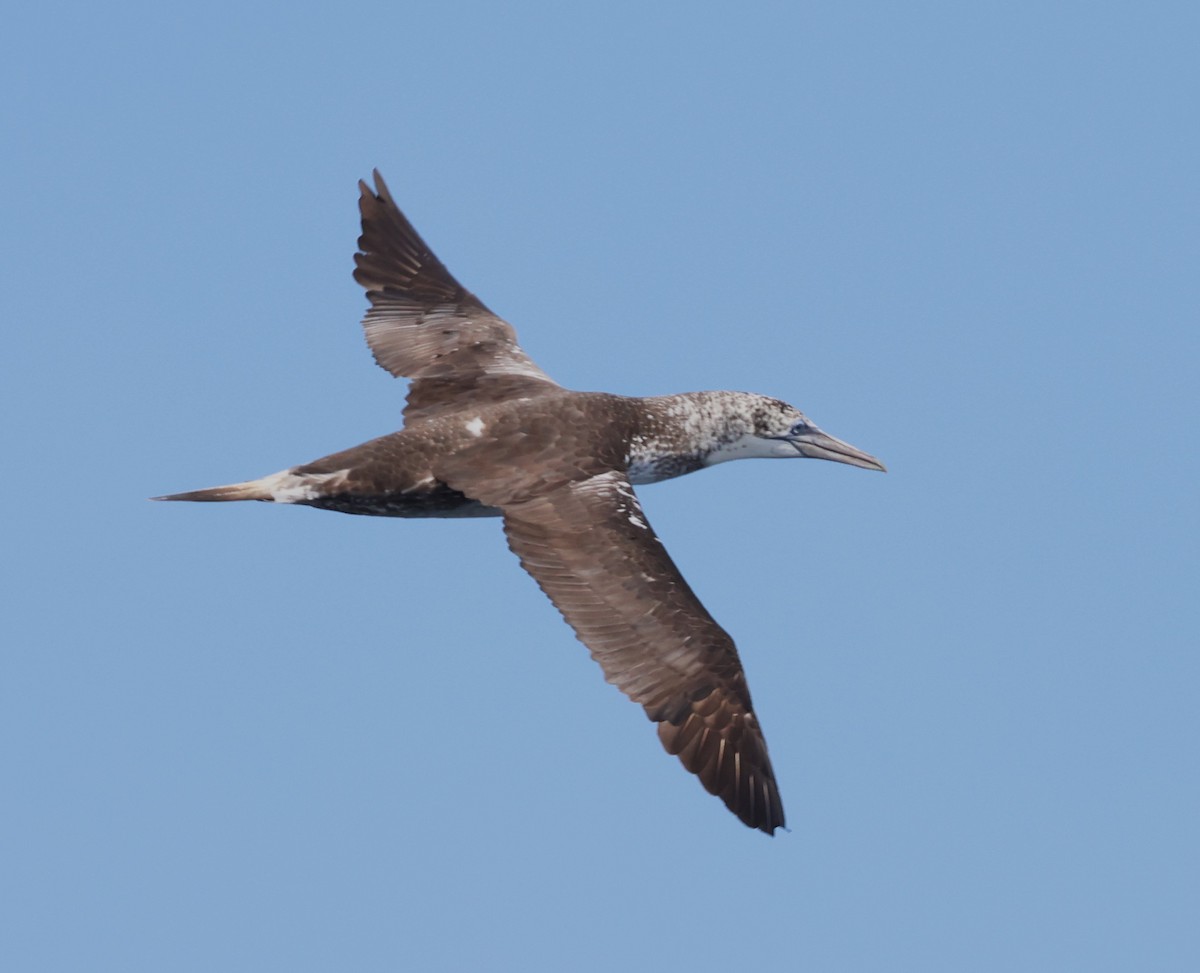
left=154, top=171, right=885, bottom=834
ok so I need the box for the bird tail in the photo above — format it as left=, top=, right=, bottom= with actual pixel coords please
left=150, top=478, right=275, bottom=503
left=151, top=468, right=347, bottom=504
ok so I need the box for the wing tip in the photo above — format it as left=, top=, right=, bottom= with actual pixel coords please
left=360, top=168, right=392, bottom=206
left=657, top=706, right=786, bottom=834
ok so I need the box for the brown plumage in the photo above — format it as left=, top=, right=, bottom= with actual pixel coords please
left=155, top=172, right=886, bottom=834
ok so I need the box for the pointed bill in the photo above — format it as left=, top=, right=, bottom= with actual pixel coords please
left=792, top=427, right=887, bottom=471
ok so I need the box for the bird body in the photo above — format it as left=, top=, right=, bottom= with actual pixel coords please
left=156, top=173, right=885, bottom=834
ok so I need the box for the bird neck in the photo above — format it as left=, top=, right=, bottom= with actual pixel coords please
left=625, top=392, right=751, bottom=484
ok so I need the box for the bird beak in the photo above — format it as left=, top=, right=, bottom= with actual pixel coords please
left=792, top=427, right=887, bottom=472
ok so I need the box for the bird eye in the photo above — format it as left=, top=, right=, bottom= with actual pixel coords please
left=789, top=420, right=809, bottom=436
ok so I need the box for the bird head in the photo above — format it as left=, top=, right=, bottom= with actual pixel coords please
left=702, top=393, right=887, bottom=472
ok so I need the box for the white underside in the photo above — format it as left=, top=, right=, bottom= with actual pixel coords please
left=258, top=469, right=350, bottom=502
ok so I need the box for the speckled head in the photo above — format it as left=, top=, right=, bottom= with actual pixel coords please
left=624, top=393, right=888, bottom=484
left=646, top=390, right=886, bottom=473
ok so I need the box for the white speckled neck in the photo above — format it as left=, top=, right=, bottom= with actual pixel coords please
left=625, top=391, right=787, bottom=484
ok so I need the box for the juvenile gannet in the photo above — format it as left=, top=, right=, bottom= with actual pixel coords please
left=155, top=172, right=885, bottom=834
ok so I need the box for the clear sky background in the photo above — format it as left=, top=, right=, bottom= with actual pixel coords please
left=3, top=2, right=1197, bottom=970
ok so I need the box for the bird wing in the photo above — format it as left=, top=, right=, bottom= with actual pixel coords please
left=498, top=469, right=785, bottom=834
left=353, top=171, right=561, bottom=421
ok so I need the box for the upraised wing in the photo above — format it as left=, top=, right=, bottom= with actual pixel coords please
left=353, top=171, right=560, bottom=421
left=499, top=470, right=785, bottom=834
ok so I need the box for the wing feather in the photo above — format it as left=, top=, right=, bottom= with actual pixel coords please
left=500, top=470, right=785, bottom=834
left=353, top=172, right=559, bottom=419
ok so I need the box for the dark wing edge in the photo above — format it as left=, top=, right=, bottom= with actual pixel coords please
left=353, top=171, right=559, bottom=418
left=353, top=169, right=482, bottom=311
left=500, top=470, right=786, bottom=834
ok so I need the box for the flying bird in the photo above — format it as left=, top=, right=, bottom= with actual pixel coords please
left=155, top=172, right=885, bottom=834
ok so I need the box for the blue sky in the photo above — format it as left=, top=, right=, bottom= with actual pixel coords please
left=4, top=2, right=1197, bottom=970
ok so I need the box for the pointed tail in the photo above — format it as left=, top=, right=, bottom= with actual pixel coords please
left=150, top=479, right=274, bottom=503
left=152, top=468, right=347, bottom=504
